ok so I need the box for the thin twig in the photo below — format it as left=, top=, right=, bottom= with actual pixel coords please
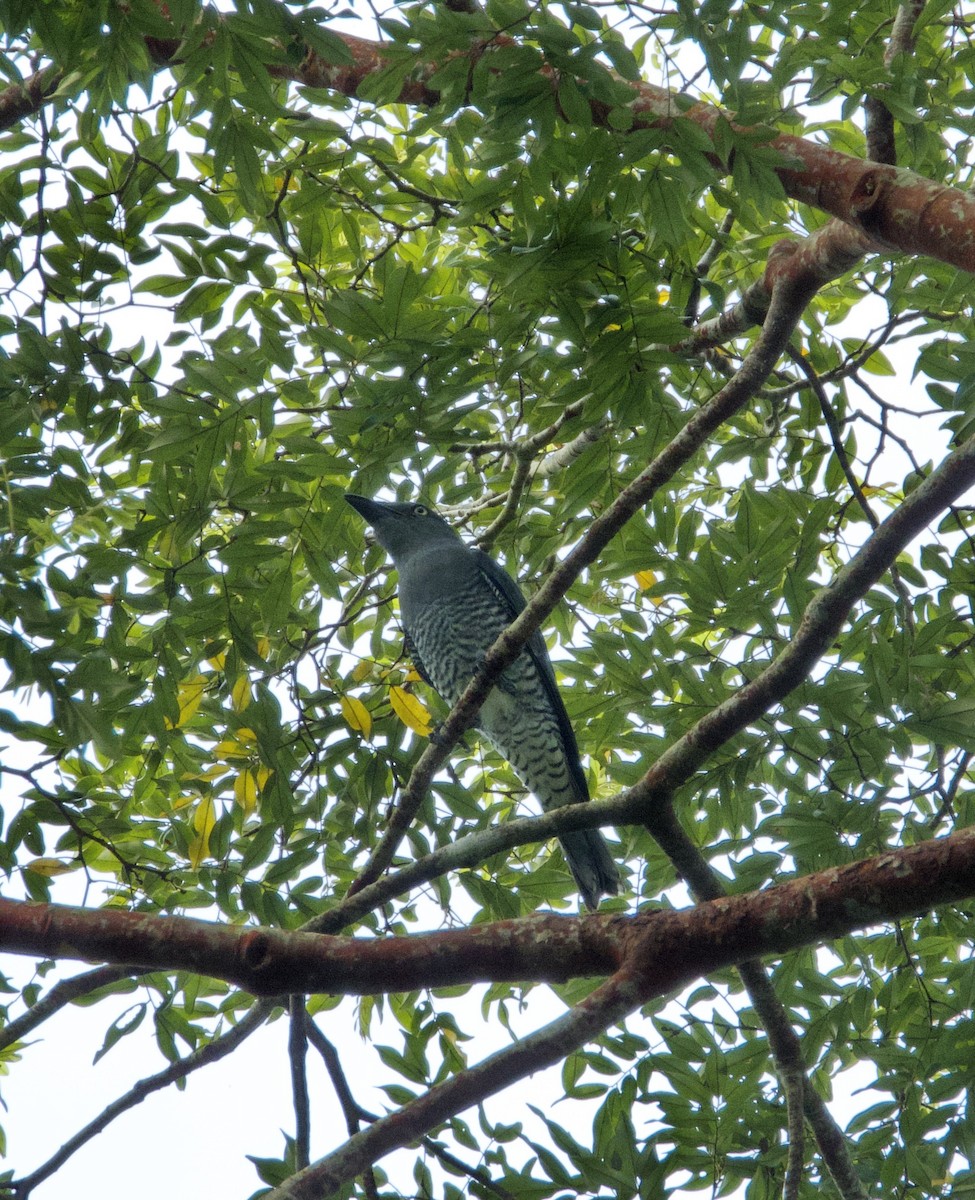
left=421, top=1138, right=517, bottom=1200
left=305, top=1022, right=380, bottom=1199
left=782, top=1063, right=805, bottom=1200
left=0, top=966, right=135, bottom=1052
left=288, top=996, right=311, bottom=1171
left=10, top=997, right=279, bottom=1197
left=265, top=969, right=645, bottom=1200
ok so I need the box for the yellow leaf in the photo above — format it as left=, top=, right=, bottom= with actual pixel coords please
left=603, top=322, right=622, bottom=332
left=215, top=728, right=257, bottom=758
left=351, top=661, right=372, bottom=683
left=188, top=797, right=216, bottom=868
left=256, top=636, right=271, bottom=659
left=180, top=765, right=229, bottom=783
left=234, top=769, right=259, bottom=815
left=206, top=649, right=227, bottom=670
left=25, top=857, right=75, bottom=876
left=634, top=569, right=656, bottom=590
left=231, top=675, right=251, bottom=713
left=194, top=796, right=216, bottom=834
left=340, top=695, right=372, bottom=738
left=174, top=675, right=207, bottom=727
left=389, top=686, right=433, bottom=736
left=657, top=287, right=670, bottom=304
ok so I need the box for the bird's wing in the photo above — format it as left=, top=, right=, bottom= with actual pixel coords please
left=470, top=548, right=589, bottom=801
left=470, top=548, right=552, bottom=675
left=402, top=629, right=436, bottom=688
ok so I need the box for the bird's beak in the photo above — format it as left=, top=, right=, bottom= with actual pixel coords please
left=345, top=494, right=390, bottom=525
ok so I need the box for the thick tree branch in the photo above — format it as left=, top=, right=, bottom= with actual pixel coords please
left=0, top=900, right=620, bottom=993
left=8, top=15, right=975, bottom=275
left=4, top=827, right=975, bottom=996
left=265, top=827, right=975, bottom=1199
left=675, top=221, right=873, bottom=355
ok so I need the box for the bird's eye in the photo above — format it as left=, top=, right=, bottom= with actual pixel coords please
left=414, top=504, right=429, bottom=516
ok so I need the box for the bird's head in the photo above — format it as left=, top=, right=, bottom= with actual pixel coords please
left=345, top=494, right=460, bottom=564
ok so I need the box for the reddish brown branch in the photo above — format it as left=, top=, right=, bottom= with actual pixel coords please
left=263, top=827, right=975, bottom=1199
left=0, top=900, right=622, bottom=993
left=4, top=827, right=975, bottom=995
left=7, top=15, right=975, bottom=275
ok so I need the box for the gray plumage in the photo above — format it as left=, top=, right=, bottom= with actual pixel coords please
left=346, top=493, right=619, bottom=910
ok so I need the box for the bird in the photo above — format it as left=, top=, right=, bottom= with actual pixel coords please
left=345, top=493, right=619, bottom=910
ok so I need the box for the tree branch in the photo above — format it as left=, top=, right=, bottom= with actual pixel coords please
left=261, top=826, right=975, bottom=1199
left=289, top=996, right=311, bottom=1171
left=268, top=965, right=645, bottom=1200
left=864, top=0, right=926, bottom=164
left=304, top=1025, right=380, bottom=1199
left=349, top=245, right=822, bottom=895
left=10, top=997, right=276, bottom=1197
left=674, top=221, right=873, bottom=355
left=632, top=426, right=975, bottom=802
left=0, top=965, right=135, bottom=1052
left=5, top=829, right=975, bottom=996
left=8, top=14, right=975, bottom=274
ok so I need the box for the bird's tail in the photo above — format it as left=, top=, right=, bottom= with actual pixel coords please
left=559, top=829, right=620, bottom=911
